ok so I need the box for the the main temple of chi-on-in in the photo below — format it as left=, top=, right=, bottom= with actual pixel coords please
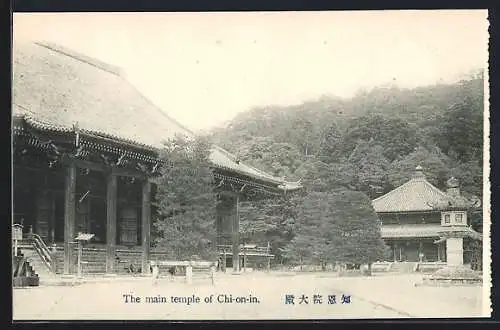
left=12, top=40, right=301, bottom=279
left=372, top=166, right=483, bottom=273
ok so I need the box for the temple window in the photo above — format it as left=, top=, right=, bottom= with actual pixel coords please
left=444, top=214, right=451, bottom=224
left=455, top=213, right=463, bottom=223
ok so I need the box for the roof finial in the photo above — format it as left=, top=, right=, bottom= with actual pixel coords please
left=412, top=165, right=425, bottom=179
left=446, top=177, right=460, bottom=197
left=447, top=177, right=459, bottom=188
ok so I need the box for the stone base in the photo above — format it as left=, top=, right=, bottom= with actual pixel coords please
left=338, top=270, right=368, bottom=277
left=13, top=276, right=40, bottom=287
left=420, top=265, right=482, bottom=286
left=103, top=273, right=118, bottom=277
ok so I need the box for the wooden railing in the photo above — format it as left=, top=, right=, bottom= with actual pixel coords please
left=216, top=244, right=273, bottom=256
left=27, top=233, right=55, bottom=273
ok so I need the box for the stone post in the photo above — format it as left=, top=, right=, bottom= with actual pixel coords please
left=446, top=236, right=464, bottom=266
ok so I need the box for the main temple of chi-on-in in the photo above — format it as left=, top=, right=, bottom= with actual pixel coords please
left=12, top=40, right=301, bottom=281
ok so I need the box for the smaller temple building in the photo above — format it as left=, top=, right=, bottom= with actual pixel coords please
left=372, top=166, right=482, bottom=269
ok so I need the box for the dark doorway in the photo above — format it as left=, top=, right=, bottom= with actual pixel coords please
left=89, top=197, right=106, bottom=243
left=13, top=187, right=36, bottom=235
left=54, top=191, right=65, bottom=243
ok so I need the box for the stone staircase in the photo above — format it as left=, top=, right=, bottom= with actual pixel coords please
left=12, top=249, right=40, bottom=287
left=21, top=247, right=57, bottom=282
left=389, top=262, right=418, bottom=273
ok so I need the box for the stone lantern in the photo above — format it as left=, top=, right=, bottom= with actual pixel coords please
left=438, top=177, right=469, bottom=266
left=421, top=177, right=483, bottom=286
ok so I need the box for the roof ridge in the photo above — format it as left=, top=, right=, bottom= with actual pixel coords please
left=421, top=179, right=451, bottom=199
left=373, top=177, right=449, bottom=203
left=34, top=41, right=124, bottom=78
left=372, top=177, right=416, bottom=202
left=211, top=145, right=279, bottom=181
left=32, top=41, right=194, bottom=142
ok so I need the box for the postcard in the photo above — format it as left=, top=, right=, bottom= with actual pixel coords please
left=12, top=10, right=490, bottom=320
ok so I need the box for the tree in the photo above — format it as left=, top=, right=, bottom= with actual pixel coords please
left=239, top=195, right=300, bottom=263
left=282, top=189, right=388, bottom=274
left=346, top=142, right=392, bottom=198
left=282, top=191, right=341, bottom=267
left=388, top=146, right=452, bottom=189
left=339, top=114, right=417, bottom=162
left=332, top=190, right=390, bottom=274
left=449, top=160, right=483, bottom=199
left=293, top=158, right=337, bottom=192
left=153, top=134, right=219, bottom=260
left=318, top=122, right=342, bottom=163
left=434, top=75, right=483, bottom=162
left=237, top=137, right=304, bottom=179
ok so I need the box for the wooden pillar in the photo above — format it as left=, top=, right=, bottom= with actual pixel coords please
left=63, top=162, right=77, bottom=275
left=105, top=173, right=117, bottom=274
left=49, top=191, right=56, bottom=244
left=419, top=241, right=424, bottom=262
left=141, top=180, right=151, bottom=275
left=393, top=242, right=397, bottom=262
left=437, top=243, right=441, bottom=262
left=223, top=250, right=227, bottom=273
left=243, top=246, right=247, bottom=272
left=77, top=241, right=83, bottom=278
left=232, top=195, right=240, bottom=273
left=266, top=241, right=271, bottom=272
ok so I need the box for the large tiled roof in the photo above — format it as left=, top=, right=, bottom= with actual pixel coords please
left=12, top=40, right=301, bottom=192
left=372, top=167, right=469, bottom=213
left=381, top=224, right=442, bottom=238
left=13, top=40, right=193, bottom=149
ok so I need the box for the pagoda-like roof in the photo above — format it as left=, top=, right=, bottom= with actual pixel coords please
left=12, top=40, right=301, bottom=192
left=372, top=166, right=470, bottom=213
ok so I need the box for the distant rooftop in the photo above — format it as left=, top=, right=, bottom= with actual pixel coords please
left=372, top=166, right=470, bottom=213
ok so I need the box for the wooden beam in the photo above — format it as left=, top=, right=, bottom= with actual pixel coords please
left=49, top=191, right=56, bottom=244
left=105, top=173, right=117, bottom=274
left=58, top=157, right=147, bottom=179
left=141, top=180, right=152, bottom=275
left=63, top=161, right=77, bottom=275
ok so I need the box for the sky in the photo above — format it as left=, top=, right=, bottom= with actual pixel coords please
left=13, top=10, right=489, bottom=132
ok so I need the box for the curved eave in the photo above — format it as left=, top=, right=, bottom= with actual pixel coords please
left=212, top=163, right=301, bottom=193
left=374, top=209, right=440, bottom=214
left=18, top=113, right=159, bottom=152
left=13, top=115, right=301, bottom=193
left=437, top=226, right=483, bottom=241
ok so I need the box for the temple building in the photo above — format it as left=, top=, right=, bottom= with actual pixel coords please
left=372, top=166, right=482, bottom=269
left=12, top=40, right=301, bottom=278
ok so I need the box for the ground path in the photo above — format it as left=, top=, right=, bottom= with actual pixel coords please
left=13, top=272, right=485, bottom=320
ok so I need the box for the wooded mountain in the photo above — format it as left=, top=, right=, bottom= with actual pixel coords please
left=211, top=71, right=484, bottom=199
left=209, top=71, right=484, bottom=266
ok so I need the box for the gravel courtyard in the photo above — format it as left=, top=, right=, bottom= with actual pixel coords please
left=13, top=272, right=487, bottom=320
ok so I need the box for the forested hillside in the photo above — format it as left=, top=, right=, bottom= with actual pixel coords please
left=210, top=70, right=484, bottom=266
